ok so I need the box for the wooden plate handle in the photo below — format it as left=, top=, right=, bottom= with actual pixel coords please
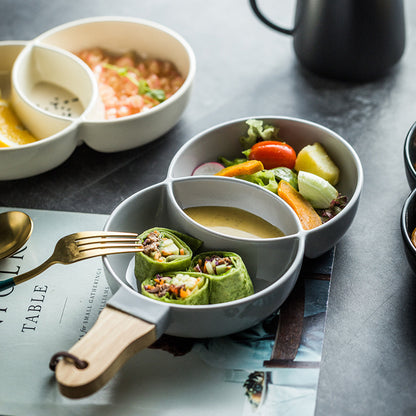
left=55, top=305, right=157, bottom=399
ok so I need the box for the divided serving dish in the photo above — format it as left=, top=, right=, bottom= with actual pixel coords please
left=53, top=116, right=363, bottom=398
left=0, top=16, right=196, bottom=180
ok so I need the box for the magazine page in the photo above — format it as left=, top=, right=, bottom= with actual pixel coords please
left=0, top=207, right=333, bottom=416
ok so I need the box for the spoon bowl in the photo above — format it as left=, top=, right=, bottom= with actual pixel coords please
left=0, top=211, right=33, bottom=259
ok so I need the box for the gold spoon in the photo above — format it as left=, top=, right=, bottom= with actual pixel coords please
left=0, top=211, right=33, bottom=259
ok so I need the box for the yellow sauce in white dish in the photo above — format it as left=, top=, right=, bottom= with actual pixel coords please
left=184, top=206, right=285, bottom=239
left=0, top=97, right=37, bottom=147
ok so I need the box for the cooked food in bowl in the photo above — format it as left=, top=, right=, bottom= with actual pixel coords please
left=76, top=48, right=185, bottom=119
left=134, top=227, right=201, bottom=283
left=190, top=251, right=254, bottom=303
left=142, top=271, right=210, bottom=305
left=135, top=228, right=255, bottom=305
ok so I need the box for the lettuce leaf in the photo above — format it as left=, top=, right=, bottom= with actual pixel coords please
left=239, top=119, right=280, bottom=150
left=237, top=170, right=278, bottom=193
left=218, top=156, right=248, bottom=167
left=271, top=167, right=298, bottom=190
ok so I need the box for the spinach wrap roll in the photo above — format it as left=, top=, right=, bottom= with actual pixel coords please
left=190, top=251, right=254, bottom=304
left=134, top=227, right=202, bottom=283
left=141, top=271, right=209, bottom=305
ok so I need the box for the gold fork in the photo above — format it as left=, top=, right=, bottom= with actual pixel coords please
left=0, top=231, right=143, bottom=292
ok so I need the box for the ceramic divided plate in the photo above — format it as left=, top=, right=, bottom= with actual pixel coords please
left=52, top=116, right=363, bottom=399
left=0, top=16, right=196, bottom=180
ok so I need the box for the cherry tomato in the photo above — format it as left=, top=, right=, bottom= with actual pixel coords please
left=248, top=141, right=296, bottom=169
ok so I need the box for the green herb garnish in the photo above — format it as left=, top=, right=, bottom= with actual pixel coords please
left=104, top=63, right=166, bottom=103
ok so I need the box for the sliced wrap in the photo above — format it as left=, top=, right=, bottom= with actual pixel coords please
left=134, top=227, right=202, bottom=283
left=190, top=251, right=254, bottom=304
left=141, top=271, right=209, bottom=305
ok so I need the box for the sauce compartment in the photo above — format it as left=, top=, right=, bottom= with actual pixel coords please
left=0, top=42, right=81, bottom=179
left=11, top=43, right=102, bottom=139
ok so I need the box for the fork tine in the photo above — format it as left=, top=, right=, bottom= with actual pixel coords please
left=2, top=231, right=143, bottom=292
left=76, top=237, right=140, bottom=248
left=73, top=231, right=139, bottom=240
left=76, top=247, right=143, bottom=260
left=73, top=232, right=140, bottom=248
left=77, top=242, right=143, bottom=252
left=73, top=232, right=143, bottom=254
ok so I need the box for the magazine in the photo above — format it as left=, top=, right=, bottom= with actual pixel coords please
left=0, top=207, right=333, bottom=416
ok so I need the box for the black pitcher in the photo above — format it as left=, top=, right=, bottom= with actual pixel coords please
left=249, top=0, right=406, bottom=81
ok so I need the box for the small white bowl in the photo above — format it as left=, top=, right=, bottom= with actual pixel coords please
left=168, top=116, right=364, bottom=258
left=35, top=16, right=196, bottom=152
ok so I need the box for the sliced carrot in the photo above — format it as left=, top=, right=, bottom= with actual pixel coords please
left=277, top=180, right=322, bottom=230
left=179, top=248, right=185, bottom=255
left=170, top=286, right=180, bottom=296
left=180, top=287, right=190, bottom=298
left=214, top=160, right=264, bottom=177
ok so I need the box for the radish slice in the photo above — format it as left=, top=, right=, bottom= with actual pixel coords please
left=192, top=162, right=225, bottom=176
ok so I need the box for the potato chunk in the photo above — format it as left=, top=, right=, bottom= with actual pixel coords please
left=294, top=142, right=340, bottom=185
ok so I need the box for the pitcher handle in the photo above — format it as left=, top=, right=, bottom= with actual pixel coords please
left=249, top=0, right=295, bottom=35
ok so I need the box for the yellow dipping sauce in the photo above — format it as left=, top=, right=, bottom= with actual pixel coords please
left=0, top=98, right=37, bottom=147
left=184, top=206, right=285, bottom=239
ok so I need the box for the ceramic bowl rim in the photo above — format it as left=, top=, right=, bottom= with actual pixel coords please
left=404, top=120, right=416, bottom=188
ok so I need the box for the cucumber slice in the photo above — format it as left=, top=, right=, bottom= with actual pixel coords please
left=298, top=171, right=338, bottom=209
left=160, top=239, right=179, bottom=255
left=205, top=261, right=214, bottom=275
left=215, top=263, right=228, bottom=275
